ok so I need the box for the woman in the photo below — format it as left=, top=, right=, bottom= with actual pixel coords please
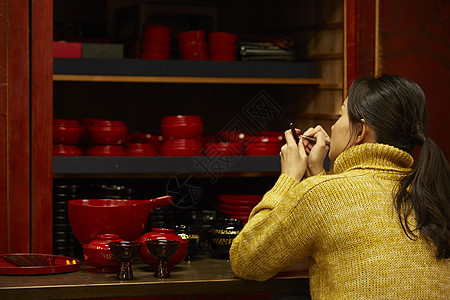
left=229, top=75, right=449, bottom=299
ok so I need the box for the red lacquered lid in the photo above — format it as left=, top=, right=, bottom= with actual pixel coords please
left=89, top=120, right=127, bottom=127
left=161, top=115, right=203, bottom=125
left=138, top=228, right=183, bottom=243
left=53, top=119, right=81, bottom=127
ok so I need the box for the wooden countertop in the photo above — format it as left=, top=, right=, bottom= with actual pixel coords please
left=0, top=256, right=309, bottom=299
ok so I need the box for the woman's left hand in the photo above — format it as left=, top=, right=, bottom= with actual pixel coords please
left=280, top=128, right=308, bottom=181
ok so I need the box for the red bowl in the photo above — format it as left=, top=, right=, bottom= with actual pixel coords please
left=143, top=34, right=172, bottom=45
left=141, top=42, right=171, bottom=54
left=86, top=145, right=126, bottom=156
left=137, top=228, right=188, bottom=270
left=144, top=24, right=172, bottom=37
left=245, top=142, right=281, bottom=156
left=68, top=196, right=173, bottom=245
left=129, top=132, right=163, bottom=145
left=217, top=203, right=255, bottom=212
left=126, top=143, right=159, bottom=156
left=210, top=56, right=237, bottom=61
left=82, top=234, right=124, bottom=273
left=181, top=51, right=209, bottom=60
left=140, top=52, right=171, bottom=60
left=209, top=32, right=238, bottom=45
left=217, top=131, right=251, bottom=144
left=160, top=139, right=203, bottom=156
left=209, top=45, right=237, bottom=56
left=161, top=115, right=203, bottom=125
left=88, top=120, right=128, bottom=145
left=204, top=142, right=244, bottom=156
left=53, top=119, right=83, bottom=144
left=218, top=194, right=262, bottom=206
left=177, top=30, right=205, bottom=44
left=53, top=144, right=83, bottom=156
left=179, top=41, right=208, bottom=53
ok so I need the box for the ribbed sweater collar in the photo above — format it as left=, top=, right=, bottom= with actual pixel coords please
left=333, top=143, right=414, bottom=174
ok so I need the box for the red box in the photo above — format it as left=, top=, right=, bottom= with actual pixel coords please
left=53, top=41, right=82, bottom=58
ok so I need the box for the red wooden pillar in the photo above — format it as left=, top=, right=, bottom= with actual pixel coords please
left=0, top=0, right=53, bottom=253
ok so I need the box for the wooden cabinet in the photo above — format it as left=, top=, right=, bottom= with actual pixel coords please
left=1, top=0, right=369, bottom=254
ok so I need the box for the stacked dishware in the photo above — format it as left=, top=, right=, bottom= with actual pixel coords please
left=53, top=184, right=81, bottom=257
left=209, top=32, right=238, bottom=61
left=53, top=119, right=83, bottom=156
left=177, top=30, right=208, bottom=60
left=160, top=115, right=204, bottom=156
left=216, top=194, right=263, bottom=223
left=140, top=24, right=172, bottom=60
left=86, top=120, right=128, bottom=156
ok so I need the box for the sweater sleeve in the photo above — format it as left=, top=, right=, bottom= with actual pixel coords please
left=229, top=173, right=323, bottom=282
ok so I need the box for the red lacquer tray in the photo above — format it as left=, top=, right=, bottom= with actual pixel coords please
left=0, top=253, right=81, bottom=275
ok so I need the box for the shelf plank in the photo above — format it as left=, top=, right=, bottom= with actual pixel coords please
left=53, top=156, right=281, bottom=176
left=53, top=58, right=322, bottom=85
left=53, top=74, right=324, bottom=85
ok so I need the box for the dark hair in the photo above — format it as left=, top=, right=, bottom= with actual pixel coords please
left=347, top=74, right=450, bottom=260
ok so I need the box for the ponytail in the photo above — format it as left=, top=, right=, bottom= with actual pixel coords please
left=348, top=74, right=450, bottom=260
left=395, top=138, right=450, bottom=259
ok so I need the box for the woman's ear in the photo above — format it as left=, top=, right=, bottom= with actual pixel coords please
left=355, top=121, right=376, bottom=144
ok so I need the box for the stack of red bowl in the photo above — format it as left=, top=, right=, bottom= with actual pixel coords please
left=177, top=30, right=208, bottom=60
left=160, top=115, right=204, bottom=156
left=53, top=119, right=83, bottom=156
left=141, top=24, right=172, bottom=60
left=86, top=120, right=128, bottom=156
left=216, top=194, right=263, bottom=223
left=126, top=132, right=161, bottom=156
left=245, top=135, right=284, bottom=156
left=209, top=32, right=238, bottom=61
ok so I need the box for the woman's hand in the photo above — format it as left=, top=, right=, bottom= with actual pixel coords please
left=280, top=128, right=308, bottom=181
left=301, top=125, right=330, bottom=177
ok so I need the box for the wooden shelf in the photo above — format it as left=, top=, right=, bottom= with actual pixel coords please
left=53, top=156, right=281, bottom=176
left=53, top=58, right=323, bottom=85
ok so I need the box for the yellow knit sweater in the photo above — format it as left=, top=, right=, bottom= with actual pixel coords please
left=229, top=143, right=449, bottom=299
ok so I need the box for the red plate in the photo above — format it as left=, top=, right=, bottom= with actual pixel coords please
left=0, top=253, right=81, bottom=275
left=218, top=194, right=262, bottom=206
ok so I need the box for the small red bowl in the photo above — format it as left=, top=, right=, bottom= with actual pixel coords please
left=181, top=51, right=209, bottom=60
left=204, top=142, right=244, bottom=156
left=210, top=56, right=237, bottom=61
left=179, top=41, right=208, bottom=53
left=53, top=144, right=83, bottom=156
left=53, top=119, right=83, bottom=144
left=209, top=32, right=238, bottom=45
left=245, top=143, right=281, bottom=156
left=217, top=131, right=251, bottom=144
left=88, top=120, right=128, bottom=145
left=137, top=228, right=188, bottom=271
left=126, top=143, right=159, bottom=156
left=161, top=115, right=203, bottom=139
left=218, top=194, right=262, bottom=205
left=144, top=24, right=172, bottom=37
left=209, top=45, right=237, bottom=56
left=86, top=145, right=126, bottom=156
left=143, top=35, right=172, bottom=45
left=141, top=42, right=171, bottom=54
left=83, top=234, right=124, bottom=273
left=177, top=30, right=205, bottom=44
left=141, top=52, right=170, bottom=60
left=160, top=139, right=203, bottom=156
left=129, top=132, right=163, bottom=145
left=161, top=115, right=203, bottom=125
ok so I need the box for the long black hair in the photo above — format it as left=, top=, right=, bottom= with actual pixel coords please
left=347, top=74, right=449, bottom=260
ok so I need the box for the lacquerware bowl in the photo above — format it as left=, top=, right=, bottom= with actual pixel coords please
left=86, top=145, right=126, bottom=156
left=137, top=228, right=188, bottom=270
left=160, top=115, right=204, bottom=139
left=204, top=142, right=243, bottom=156
left=53, top=119, right=83, bottom=144
left=246, top=136, right=283, bottom=156
left=88, top=120, right=128, bottom=145
left=68, top=196, right=173, bottom=245
left=53, top=144, right=83, bottom=156
left=177, top=30, right=205, bottom=44
left=209, top=32, right=238, bottom=45
left=82, top=234, right=124, bottom=273
left=160, top=138, right=203, bottom=156
left=209, top=218, right=243, bottom=259
left=108, top=241, right=143, bottom=280
left=126, top=143, right=159, bottom=156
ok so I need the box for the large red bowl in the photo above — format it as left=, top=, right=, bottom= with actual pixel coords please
left=53, top=119, right=83, bottom=144
left=88, top=120, right=128, bottom=145
left=68, top=196, right=173, bottom=245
